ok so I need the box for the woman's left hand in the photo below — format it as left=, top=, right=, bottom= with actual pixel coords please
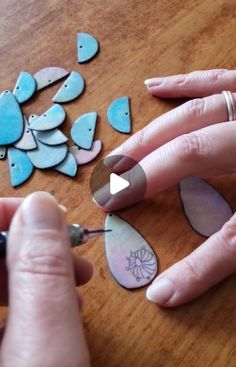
left=98, top=69, right=236, bottom=307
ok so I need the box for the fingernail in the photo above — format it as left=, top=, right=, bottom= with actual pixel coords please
left=59, top=205, right=67, bottom=213
left=146, top=278, right=174, bottom=305
left=21, top=192, right=62, bottom=230
left=144, top=78, right=163, bottom=88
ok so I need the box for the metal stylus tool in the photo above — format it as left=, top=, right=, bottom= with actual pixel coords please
left=0, top=224, right=111, bottom=259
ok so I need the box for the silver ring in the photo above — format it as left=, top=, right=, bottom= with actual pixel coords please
left=222, top=91, right=236, bottom=121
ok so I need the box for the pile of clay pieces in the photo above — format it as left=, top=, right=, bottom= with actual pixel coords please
left=0, top=32, right=132, bottom=187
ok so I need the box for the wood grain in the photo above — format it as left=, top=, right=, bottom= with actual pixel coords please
left=0, top=0, right=236, bottom=366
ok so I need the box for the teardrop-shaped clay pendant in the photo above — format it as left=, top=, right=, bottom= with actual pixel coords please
left=0, top=91, right=24, bottom=145
left=104, top=213, right=158, bottom=290
left=179, top=176, right=233, bottom=237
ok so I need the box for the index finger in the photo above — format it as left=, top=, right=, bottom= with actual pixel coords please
left=0, top=198, right=23, bottom=230
left=145, top=69, right=236, bottom=98
left=96, top=121, right=236, bottom=211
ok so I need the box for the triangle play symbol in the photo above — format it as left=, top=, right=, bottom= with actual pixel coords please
left=110, top=173, right=129, bottom=195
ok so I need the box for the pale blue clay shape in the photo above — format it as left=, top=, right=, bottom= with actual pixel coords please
left=13, top=72, right=36, bottom=103
left=104, top=214, right=158, bottom=289
left=55, top=152, right=78, bottom=177
left=0, top=147, right=7, bottom=159
left=29, top=104, right=66, bottom=131
left=8, top=147, right=34, bottom=187
left=34, top=67, right=69, bottom=90
left=15, top=116, right=37, bottom=150
left=71, top=112, right=97, bottom=150
left=34, top=129, right=68, bottom=146
left=28, top=114, right=38, bottom=123
left=27, top=141, right=68, bottom=169
left=52, top=71, right=85, bottom=103
left=0, top=91, right=24, bottom=145
left=107, top=96, right=131, bottom=133
left=69, top=140, right=102, bottom=165
left=77, top=32, right=99, bottom=63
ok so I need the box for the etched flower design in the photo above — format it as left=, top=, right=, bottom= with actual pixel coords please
left=126, top=247, right=157, bottom=282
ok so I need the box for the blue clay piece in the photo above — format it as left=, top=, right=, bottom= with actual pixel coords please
left=52, top=71, right=85, bottom=103
left=28, top=114, right=38, bottom=123
left=71, top=112, right=97, bottom=150
left=0, top=91, right=24, bottom=145
left=8, top=147, right=34, bottom=187
left=27, top=141, right=68, bottom=169
left=107, top=96, right=131, bottom=133
left=29, top=104, right=66, bottom=131
left=55, top=152, right=78, bottom=177
left=34, top=129, right=68, bottom=146
left=13, top=72, right=36, bottom=104
left=77, top=32, right=99, bottom=63
left=0, top=147, right=7, bottom=159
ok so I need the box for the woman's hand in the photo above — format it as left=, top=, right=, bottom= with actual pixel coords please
left=0, top=193, right=92, bottom=367
left=104, top=69, right=236, bottom=307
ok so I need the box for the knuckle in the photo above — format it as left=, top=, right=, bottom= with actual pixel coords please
left=208, top=69, right=227, bottom=82
left=16, top=232, right=69, bottom=278
left=119, top=128, right=147, bottom=157
left=184, top=98, right=206, bottom=119
left=182, top=256, right=203, bottom=284
left=219, top=215, right=236, bottom=256
left=133, top=128, right=147, bottom=149
left=173, top=133, right=212, bottom=161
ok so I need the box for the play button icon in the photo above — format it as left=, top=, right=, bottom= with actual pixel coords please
left=90, top=155, right=147, bottom=211
left=110, top=173, right=130, bottom=195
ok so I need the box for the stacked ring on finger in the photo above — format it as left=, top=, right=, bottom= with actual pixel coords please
left=222, top=91, right=236, bottom=121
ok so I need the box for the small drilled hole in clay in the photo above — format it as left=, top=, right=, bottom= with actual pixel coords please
left=48, top=79, right=51, bottom=83
left=125, top=112, right=128, bottom=115
left=16, top=86, right=20, bottom=90
left=11, top=163, right=16, bottom=168
left=26, top=130, right=29, bottom=133
left=43, top=114, right=47, bottom=117
left=88, top=128, right=92, bottom=131
left=109, top=214, right=112, bottom=217
left=64, top=84, right=68, bottom=88
left=80, top=45, right=83, bottom=48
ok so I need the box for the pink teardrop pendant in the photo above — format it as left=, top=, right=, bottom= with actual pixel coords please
left=179, top=177, right=233, bottom=237
left=104, top=214, right=158, bottom=290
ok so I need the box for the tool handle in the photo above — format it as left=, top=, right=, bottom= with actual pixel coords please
left=0, top=226, right=84, bottom=259
left=0, top=232, right=7, bottom=259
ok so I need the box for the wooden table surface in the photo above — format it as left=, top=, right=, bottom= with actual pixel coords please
left=0, top=0, right=236, bottom=366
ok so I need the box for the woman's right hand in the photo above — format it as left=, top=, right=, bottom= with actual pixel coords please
left=0, top=192, right=92, bottom=367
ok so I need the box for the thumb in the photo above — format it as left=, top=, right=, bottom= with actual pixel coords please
left=0, top=192, right=90, bottom=367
